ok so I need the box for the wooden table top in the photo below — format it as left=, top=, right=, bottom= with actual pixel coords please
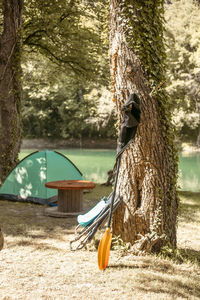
left=45, top=180, right=96, bottom=190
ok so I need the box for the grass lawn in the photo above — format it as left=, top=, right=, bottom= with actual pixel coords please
left=0, top=186, right=199, bottom=299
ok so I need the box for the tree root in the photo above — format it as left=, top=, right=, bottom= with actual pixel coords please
left=130, top=233, right=166, bottom=255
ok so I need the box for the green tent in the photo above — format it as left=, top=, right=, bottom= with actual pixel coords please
left=0, top=150, right=82, bottom=204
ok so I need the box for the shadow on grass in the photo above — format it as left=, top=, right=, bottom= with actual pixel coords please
left=0, top=185, right=112, bottom=242
left=109, top=257, right=177, bottom=273
left=8, top=239, right=63, bottom=252
left=136, top=272, right=200, bottom=299
left=0, top=200, right=77, bottom=239
left=179, top=191, right=200, bottom=223
left=179, top=247, right=200, bottom=266
left=179, top=191, right=200, bottom=201
left=109, top=256, right=200, bottom=299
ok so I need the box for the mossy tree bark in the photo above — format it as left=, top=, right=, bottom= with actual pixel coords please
left=110, top=0, right=178, bottom=253
left=0, top=0, right=23, bottom=184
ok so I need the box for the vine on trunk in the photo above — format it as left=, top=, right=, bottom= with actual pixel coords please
left=111, top=0, right=179, bottom=249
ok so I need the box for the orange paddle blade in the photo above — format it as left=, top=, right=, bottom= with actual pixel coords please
left=98, top=228, right=112, bottom=270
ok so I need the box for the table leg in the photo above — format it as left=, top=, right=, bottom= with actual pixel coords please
left=57, top=189, right=83, bottom=212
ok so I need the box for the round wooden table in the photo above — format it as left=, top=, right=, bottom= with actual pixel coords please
left=45, top=180, right=96, bottom=217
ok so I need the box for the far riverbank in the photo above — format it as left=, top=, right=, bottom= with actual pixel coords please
left=22, top=138, right=200, bottom=152
left=22, top=138, right=117, bottom=150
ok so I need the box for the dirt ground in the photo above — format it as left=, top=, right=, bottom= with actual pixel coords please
left=0, top=186, right=200, bottom=300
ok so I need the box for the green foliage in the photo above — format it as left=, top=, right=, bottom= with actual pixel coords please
left=159, top=242, right=184, bottom=263
left=119, top=0, right=166, bottom=87
left=2, top=0, right=200, bottom=143
left=84, top=87, right=117, bottom=138
left=22, top=0, right=109, bottom=85
left=20, top=0, right=116, bottom=140
left=165, top=0, right=200, bottom=138
left=160, top=241, right=200, bottom=265
left=112, top=235, right=131, bottom=251
left=119, top=0, right=176, bottom=152
left=23, top=90, right=98, bottom=139
left=22, top=54, right=116, bottom=139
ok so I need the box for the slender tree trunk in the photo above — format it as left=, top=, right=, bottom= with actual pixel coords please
left=196, top=130, right=200, bottom=147
left=110, top=0, right=178, bottom=253
left=196, top=119, right=200, bottom=148
left=196, top=101, right=200, bottom=147
left=0, top=0, right=23, bottom=184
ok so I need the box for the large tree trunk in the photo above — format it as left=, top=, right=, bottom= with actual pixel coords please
left=0, top=0, right=23, bottom=184
left=110, top=0, right=178, bottom=253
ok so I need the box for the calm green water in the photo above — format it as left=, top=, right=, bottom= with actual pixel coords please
left=19, top=149, right=200, bottom=192
left=179, top=152, right=200, bottom=192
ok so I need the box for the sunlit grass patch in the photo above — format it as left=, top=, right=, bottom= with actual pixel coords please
left=178, top=191, right=200, bottom=256
left=0, top=187, right=199, bottom=299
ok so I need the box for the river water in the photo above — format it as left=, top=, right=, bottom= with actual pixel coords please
left=179, top=151, right=200, bottom=192
left=20, top=149, right=200, bottom=192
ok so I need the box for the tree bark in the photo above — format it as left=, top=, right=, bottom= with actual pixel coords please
left=0, top=0, right=23, bottom=184
left=110, top=0, right=178, bottom=254
left=196, top=101, right=200, bottom=147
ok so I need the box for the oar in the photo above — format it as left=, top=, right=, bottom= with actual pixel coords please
left=98, top=156, right=121, bottom=270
